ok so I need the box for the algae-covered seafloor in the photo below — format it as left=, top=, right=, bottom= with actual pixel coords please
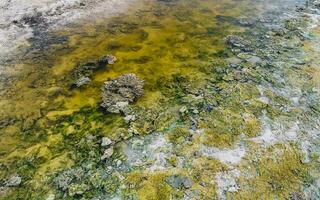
left=0, top=0, right=320, bottom=199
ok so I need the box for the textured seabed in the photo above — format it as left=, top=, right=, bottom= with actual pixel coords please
left=0, top=0, right=320, bottom=199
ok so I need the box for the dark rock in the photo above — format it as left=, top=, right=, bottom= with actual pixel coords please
left=21, top=12, right=46, bottom=28
left=224, top=35, right=251, bottom=52
left=70, top=55, right=116, bottom=88
left=206, top=104, right=213, bottom=112
left=101, top=74, right=144, bottom=113
left=166, top=175, right=193, bottom=190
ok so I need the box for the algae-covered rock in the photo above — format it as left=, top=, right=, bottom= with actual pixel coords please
left=166, top=175, right=193, bottom=190
left=101, top=73, right=144, bottom=114
left=224, top=35, right=252, bottom=52
left=68, top=183, right=90, bottom=197
left=75, top=76, right=91, bottom=87
left=71, top=55, right=117, bottom=88
left=101, top=146, right=114, bottom=160
left=54, top=168, right=85, bottom=191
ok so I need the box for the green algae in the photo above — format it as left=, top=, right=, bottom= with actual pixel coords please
left=125, top=172, right=174, bottom=200
left=0, top=0, right=320, bottom=199
left=235, top=144, right=313, bottom=200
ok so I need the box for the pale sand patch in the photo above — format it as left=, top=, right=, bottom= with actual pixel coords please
left=0, top=0, right=137, bottom=64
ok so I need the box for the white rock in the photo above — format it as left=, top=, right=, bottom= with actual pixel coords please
left=5, top=175, right=22, bottom=187
left=101, top=137, right=112, bottom=147
left=124, top=115, right=136, bottom=123
left=101, top=146, right=114, bottom=160
left=179, top=106, right=187, bottom=113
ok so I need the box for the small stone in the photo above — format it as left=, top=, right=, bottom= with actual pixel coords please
left=192, top=109, right=199, bottom=114
left=124, top=115, right=136, bottom=123
left=75, top=76, right=91, bottom=87
left=5, top=175, right=22, bottom=187
left=206, top=104, right=213, bottom=112
left=179, top=106, right=188, bottom=113
left=246, top=56, right=262, bottom=64
left=116, top=160, right=122, bottom=166
left=101, top=137, right=112, bottom=147
left=224, top=35, right=251, bottom=51
left=166, top=175, right=193, bottom=190
left=105, top=55, right=117, bottom=64
left=226, top=57, right=242, bottom=65
left=101, top=146, right=114, bottom=160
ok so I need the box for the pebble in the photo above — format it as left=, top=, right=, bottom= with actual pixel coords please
left=246, top=56, right=262, bottom=64
left=226, top=57, right=243, bottom=65
left=116, top=160, right=122, bottom=166
left=124, top=115, right=136, bottom=123
left=101, top=137, right=112, bottom=147
left=101, top=146, right=114, bottom=160
left=180, top=106, right=188, bottom=113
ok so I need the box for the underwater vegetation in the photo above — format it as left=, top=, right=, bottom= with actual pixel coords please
left=0, top=0, right=320, bottom=199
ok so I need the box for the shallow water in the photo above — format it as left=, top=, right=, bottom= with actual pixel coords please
left=0, top=0, right=320, bottom=199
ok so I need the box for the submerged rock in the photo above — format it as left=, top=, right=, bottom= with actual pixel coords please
left=68, top=183, right=89, bottom=197
left=75, top=76, right=91, bottom=87
left=4, top=175, right=22, bottom=187
left=124, top=114, right=136, bottom=123
left=101, top=137, right=112, bottom=147
left=224, top=35, right=251, bottom=52
left=0, top=118, right=15, bottom=129
left=246, top=55, right=262, bottom=64
left=101, top=73, right=144, bottom=113
left=238, top=17, right=257, bottom=27
left=54, top=168, right=85, bottom=191
left=101, top=146, right=114, bottom=160
left=105, top=54, right=117, bottom=65
left=71, top=55, right=117, bottom=88
left=166, top=175, right=192, bottom=190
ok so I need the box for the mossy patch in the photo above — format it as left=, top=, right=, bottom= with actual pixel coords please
left=124, top=172, right=175, bottom=200
left=235, top=145, right=313, bottom=199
